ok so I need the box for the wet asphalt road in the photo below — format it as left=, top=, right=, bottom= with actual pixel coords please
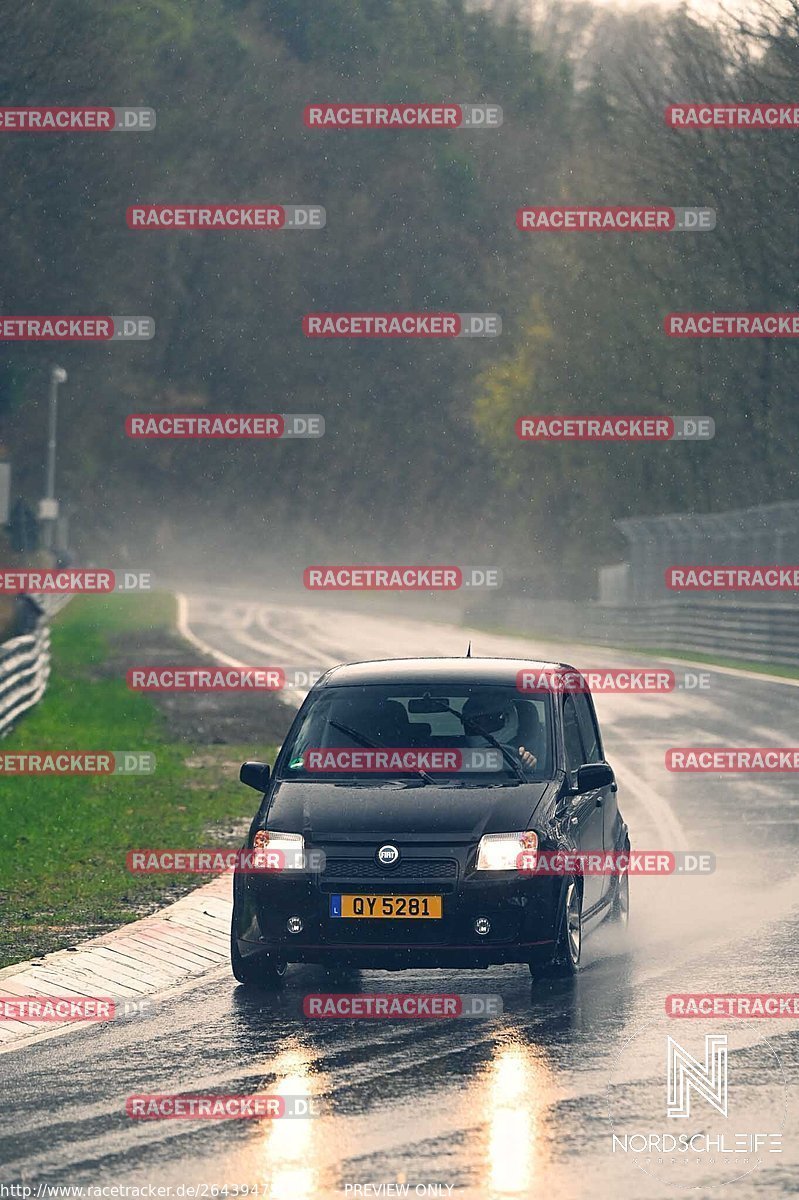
left=2, top=594, right=798, bottom=1199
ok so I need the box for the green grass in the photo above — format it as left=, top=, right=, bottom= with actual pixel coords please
left=0, top=593, right=275, bottom=968
left=620, top=646, right=799, bottom=678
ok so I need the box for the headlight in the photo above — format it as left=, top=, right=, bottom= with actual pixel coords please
left=475, top=830, right=538, bottom=871
left=253, top=829, right=306, bottom=870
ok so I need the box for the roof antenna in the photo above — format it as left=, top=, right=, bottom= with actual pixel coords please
left=466, top=641, right=472, bottom=657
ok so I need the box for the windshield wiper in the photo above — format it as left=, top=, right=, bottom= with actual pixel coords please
left=433, top=702, right=528, bottom=785
left=436, top=778, right=520, bottom=788
left=468, top=725, right=528, bottom=783
left=326, top=719, right=436, bottom=785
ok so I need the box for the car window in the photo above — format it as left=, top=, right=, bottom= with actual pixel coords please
left=408, top=707, right=462, bottom=737
left=277, top=682, right=554, bottom=782
left=573, top=692, right=601, bottom=763
left=562, top=695, right=586, bottom=773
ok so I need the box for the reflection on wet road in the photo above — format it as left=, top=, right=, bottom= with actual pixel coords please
left=2, top=597, right=797, bottom=1199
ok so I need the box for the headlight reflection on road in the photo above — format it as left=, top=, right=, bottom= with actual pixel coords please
left=250, top=1042, right=322, bottom=1200
left=484, top=1043, right=554, bottom=1197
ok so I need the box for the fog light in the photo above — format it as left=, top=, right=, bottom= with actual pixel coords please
left=287, top=916, right=303, bottom=934
left=474, top=917, right=491, bottom=936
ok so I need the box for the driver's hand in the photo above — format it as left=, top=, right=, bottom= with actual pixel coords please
left=518, top=745, right=537, bottom=768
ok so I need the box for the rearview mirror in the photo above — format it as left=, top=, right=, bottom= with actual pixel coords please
left=408, top=696, right=450, bottom=713
left=240, top=761, right=271, bottom=792
left=576, top=762, right=614, bottom=792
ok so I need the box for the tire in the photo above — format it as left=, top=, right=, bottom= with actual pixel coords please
left=231, top=928, right=287, bottom=988
left=546, top=878, right=582, bottom=977
left=610, top=838, right=630, bottom=929
left=610, top=865, right=630, bottom=929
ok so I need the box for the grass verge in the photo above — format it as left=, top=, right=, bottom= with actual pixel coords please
left=0, top=593, right=278, bottom=968
left=620, top=645, right=799, bottom=679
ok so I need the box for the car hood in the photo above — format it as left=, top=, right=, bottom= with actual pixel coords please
left=266, top=779, right=555, bottom=844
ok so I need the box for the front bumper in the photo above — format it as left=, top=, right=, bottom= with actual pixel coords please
left=233, top=845, right=559, bottom=969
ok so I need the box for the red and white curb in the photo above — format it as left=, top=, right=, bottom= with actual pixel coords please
left=0, top=874, right=232, bottom=1052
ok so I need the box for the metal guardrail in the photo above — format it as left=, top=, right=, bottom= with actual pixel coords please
left=466, top=596, right=799, bottom=669
left=0, top=623, right=51, bottom=737
left=39, top=592, right=73, bottom=619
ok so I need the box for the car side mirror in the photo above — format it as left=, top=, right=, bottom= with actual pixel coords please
left=576, top=762, right=614, bottom=792
left=240, top=761, right=271, bottom=792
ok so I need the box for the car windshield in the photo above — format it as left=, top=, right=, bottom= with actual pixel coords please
left=277, top=682, right=554, bottom=783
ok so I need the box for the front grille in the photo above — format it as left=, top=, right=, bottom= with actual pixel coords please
left=323, top=858, right=458, bottom=880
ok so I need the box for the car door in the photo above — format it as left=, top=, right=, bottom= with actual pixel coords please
left=561, top=693, right=605, bottom=913
left=573, top=688, right=619, bottom=896
left=574, top=688, right=619, bottom=845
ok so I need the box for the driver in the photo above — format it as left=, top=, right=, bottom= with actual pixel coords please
left=461, top=691, right=538, bottom=769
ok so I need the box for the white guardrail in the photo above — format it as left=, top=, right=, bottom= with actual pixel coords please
left=0, top=594, right=70, bottom=738
left=0, top=624, right=51, bottom=737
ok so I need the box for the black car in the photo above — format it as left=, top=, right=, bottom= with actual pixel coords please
left=231, top=657, right=629, bottom=985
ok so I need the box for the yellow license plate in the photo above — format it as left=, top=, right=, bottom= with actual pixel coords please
left=331, top=894, right=442, bottom=919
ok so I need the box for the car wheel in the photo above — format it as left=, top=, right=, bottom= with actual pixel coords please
left=547, top=878, right=582, bottom=977
left=610, top=864, right=630, bottom=928
left=231, top=929, right=287, bottom=988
